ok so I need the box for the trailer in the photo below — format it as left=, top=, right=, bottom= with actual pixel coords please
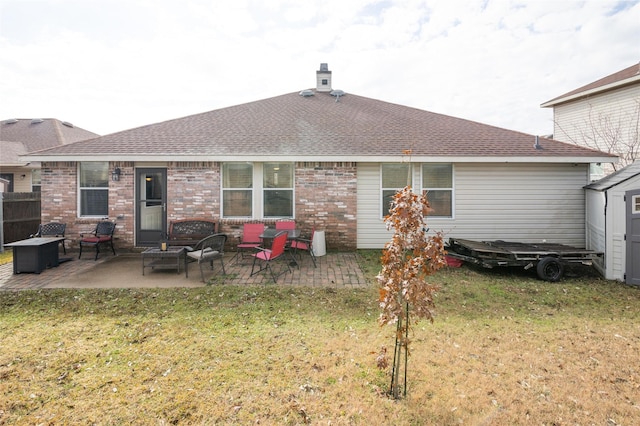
left=446, top=238, right=603, bottom=282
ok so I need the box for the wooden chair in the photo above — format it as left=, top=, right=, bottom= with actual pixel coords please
left=290, top=228, right=317, bottom=268
left=187, top=234, right=227, bottom=283
left=79, top=221, right=116, bottom=260
left=235, top=223, right=265, bottom=264
left=250, top=231, right=291, bottom=282
left=31, top=222, right=67, bottom=254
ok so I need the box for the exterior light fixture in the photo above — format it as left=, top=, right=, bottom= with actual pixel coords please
left=112, top=167, right=121, bottom=182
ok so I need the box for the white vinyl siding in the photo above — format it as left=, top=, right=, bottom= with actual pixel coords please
left=357, top=162, right=590, bottom=249
left=553, top=84, right=640, bottom=174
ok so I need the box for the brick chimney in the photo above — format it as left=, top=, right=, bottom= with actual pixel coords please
left=316, top=63, right=332, bottom=92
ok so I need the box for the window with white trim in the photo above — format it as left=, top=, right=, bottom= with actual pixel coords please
left=422, top=163, right=453, bottom=218
left=79, top=162, right=109, bottom=217
left=381, top=163, right=411, bottom=217
left=633, top=195, right=640, bottom=214
left=222, top=162, right=294, bottom=218
left=222, top=163, right=253, bottom=218
left=263, top=162, right=294, bottom=218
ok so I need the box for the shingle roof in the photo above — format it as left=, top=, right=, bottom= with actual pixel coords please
left=1, top=118, right=99, bottom=160
left=0, top=141, right=27, bottom=165
left=541, top=62, right=640, bottom=107
left=584, top=160, right=640, bottom=191
left=26, top=92, right=615, bottom=162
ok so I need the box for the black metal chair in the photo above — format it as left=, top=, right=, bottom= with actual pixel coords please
left=186, top=234, right=227, bottom=282
left=79, top=221, right=116, bottom=260
left=31, top=222, right=67, bottom=254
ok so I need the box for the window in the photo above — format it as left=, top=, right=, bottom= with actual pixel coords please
left=381, top=163, right=410, bottom=217
left=31, top=169, right=41, bottom=192
left=222, top=162, right=294, bottom=218
left=222, top=163, right=253, bottom=217
left=79, top=162, right=108, bottom=216
left=634, top=195, right=640, bottom=214
left=263, top=162, right=293, bottom=218
left=422, top=163, right=453, bottom=217
left=322, top=79, right=328, bottom=85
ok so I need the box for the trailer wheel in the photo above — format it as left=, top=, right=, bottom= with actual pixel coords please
left=536, top=257, right=564, bottom=282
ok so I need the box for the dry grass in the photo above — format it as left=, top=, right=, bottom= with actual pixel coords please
left=0, top=251, right=12, bottom=266
left=1, top=252, right=639, bottom=425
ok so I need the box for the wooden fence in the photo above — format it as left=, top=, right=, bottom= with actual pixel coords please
left=1, top=192, right=41, bottom=245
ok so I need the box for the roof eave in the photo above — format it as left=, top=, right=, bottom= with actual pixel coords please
left=541, top=74, right=640, bottom=108
left=22, top=154, right=618, bottom=164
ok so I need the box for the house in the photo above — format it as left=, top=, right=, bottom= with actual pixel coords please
left=541, top=62, right=640, bottom=179
left=585, top=161, right=640, bottom=284
left=1, top=118, right=99, bottom=192
left=23, top=64, right=616, bottom=251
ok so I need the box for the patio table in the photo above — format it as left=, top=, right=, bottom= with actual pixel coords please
left=4, top=237, right=65, bottom=274
left=142, top=246, right=189, bottom=277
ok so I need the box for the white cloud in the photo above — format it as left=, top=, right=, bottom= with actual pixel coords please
left=0, top=0, right=638, bottom=136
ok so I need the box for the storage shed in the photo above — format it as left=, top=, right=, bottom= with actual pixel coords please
left=585, top=161, right=640, bottom=285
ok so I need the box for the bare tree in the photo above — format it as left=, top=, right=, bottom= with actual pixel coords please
left=555, top=99, right=640, bottom=173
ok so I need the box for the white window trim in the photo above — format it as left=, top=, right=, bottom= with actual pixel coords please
left=420, top=163, right=455, bottom=220
left=380, top=163, right=412, bottom=219
left=222, top=162, right=295, bottom=219
left=77, top=162, right=109, bottom=218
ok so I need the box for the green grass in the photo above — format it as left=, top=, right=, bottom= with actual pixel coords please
left=1, top=251, right=639, bottom=425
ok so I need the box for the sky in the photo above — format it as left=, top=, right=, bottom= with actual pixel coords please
left=0, top=0, right=639, bottom=137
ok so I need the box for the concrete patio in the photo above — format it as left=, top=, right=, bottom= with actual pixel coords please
left=0, top=250, right=371, bottom=291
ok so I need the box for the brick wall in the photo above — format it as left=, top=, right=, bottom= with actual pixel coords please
left=41, top=161, right=358, bottom=251
left=294, top=162, right=357, bottom=250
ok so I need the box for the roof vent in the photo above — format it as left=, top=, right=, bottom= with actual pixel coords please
left=299, top=89, right=315, bottom=97
left=330, top=89, right=345, bottom=102
left=31, top=118, right=44, bottom=124
left=62, top=121, right=74, bottom=128
left=534, top=135, right=543, bottom=150
left=4, top=119, right=18, bottom=124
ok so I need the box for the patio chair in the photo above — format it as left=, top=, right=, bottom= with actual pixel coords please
left=250, top=231, right=291, bottom=282
left=235, top=223, right=265, bottom=264
left=290, top=228, right=317, bottom=268
left=187, top=233, right=227, bottom=283
left=78, top=221, right=116, bottom=260
left=31, top=222, right=67, bottom=254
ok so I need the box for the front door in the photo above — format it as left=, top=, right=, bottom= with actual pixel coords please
left=136, top=168, right=167, bottom=247
left=626, top=189, right=640, bottom=285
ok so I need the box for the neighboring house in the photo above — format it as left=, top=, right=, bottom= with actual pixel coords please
left=24, top=64, right=615, bottom=251
left=0, top=118, right=99, bottom=192
left=585, top=161, right=640, bottom=285
left=541, top=62, right=640, bottom=179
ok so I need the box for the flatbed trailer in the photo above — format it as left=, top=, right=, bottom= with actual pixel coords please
left=446, top=238, right=603, bottom=282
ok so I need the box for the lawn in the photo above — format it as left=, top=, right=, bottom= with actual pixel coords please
left=1, top=251, right=639, bottom=425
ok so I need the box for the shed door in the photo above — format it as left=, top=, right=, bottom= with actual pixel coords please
left=136, top=168, right=167, bottom=247
left=626, top=189, right=640, bottom=285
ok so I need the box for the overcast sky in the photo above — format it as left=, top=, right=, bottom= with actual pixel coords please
left=1, top=0, right=638, bottom=137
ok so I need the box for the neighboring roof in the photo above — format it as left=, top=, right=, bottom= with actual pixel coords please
left=584, top=160, right=640, bottom=191
left=25, top=92, right=616, bottom=163
left=541, top=62, right=640, bottom=108
left=0, top=141, right=28, bottom=166
left=1, top=118, right=99, bottom=165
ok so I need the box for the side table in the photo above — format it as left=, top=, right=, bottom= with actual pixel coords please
left=142, top=246, right=189, bottom=277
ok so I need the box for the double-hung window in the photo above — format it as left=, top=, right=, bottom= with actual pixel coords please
left=422, top=163, right=453, bottom=218
left=222, top=162, right=294, bottom=218
left=222, top=163, right=253, bottom=217
left=263, top=162, right=294, bottom=217
left=381, top=163, right=411, bottom=217
left=79, top=162, right=109, bottom=217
